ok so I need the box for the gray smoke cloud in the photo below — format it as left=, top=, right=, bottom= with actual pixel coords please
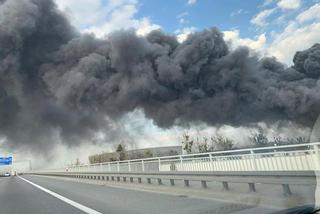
left=0, top=0, right=319, bottom=151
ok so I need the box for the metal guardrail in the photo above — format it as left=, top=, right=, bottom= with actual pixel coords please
left=40, top=142, right=320, bottom=173
left=29, top=170, right=317, bottom=196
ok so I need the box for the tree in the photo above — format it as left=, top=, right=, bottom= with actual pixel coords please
left=250, top=128, right=269, bottom=147
left=168, top=150, right=179, bottom=156
left=182, top=132, right=193, bottom=154
left=144, top=149, right=153, bottom=158
left=116, top=144, right=127, bottom=161
left=287, top=136, right=308, bottom=144
left=74, top=158, right=80, bottom=166
left=198, top=137, right=209, bottom=153
left=272, top=136, right=283, bottom=146
left=211, top=135, right=234, bottom=151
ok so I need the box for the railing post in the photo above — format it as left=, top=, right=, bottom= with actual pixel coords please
left=128, top=161, right=131, bottom=172
left=158, top=158, right=161, bottom=172
left=117, top=162, right=120, bottom=172
left=100, top=163, right=102, bottom=172
left=180, top=156, right=183, bottom=171
left=142, top=160, right=145, bottom=172
left=250, top=150, right=257, bottom=171
left=108, top=163, right=111, bottom=172
left=209, top=154, right=213, bottom=171
left=314, top=145, right=320, bottom=170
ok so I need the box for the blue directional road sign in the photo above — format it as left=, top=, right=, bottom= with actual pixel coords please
left=0, top=157, right=12, bottom=165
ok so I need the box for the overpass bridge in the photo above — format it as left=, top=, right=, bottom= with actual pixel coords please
left=31, top=142, right=320, bottom=195
left=2, top=142, right=319, bottom=214
left=67, top=142, right=320, bottom=173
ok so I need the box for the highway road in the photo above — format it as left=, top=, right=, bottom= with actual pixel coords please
left=0, top=175, right=278, bottom=214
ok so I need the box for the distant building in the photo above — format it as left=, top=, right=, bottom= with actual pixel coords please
left=88, top=152, right=118, bottom=164
left=88, top=145, right=182, bottom=164
left=127, top=146, right=182, bottom=159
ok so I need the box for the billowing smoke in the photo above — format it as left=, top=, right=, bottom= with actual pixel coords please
left=0, top=0, right=319, bottom=151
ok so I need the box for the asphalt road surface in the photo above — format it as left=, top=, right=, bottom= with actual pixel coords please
left=0, top=175, right=277, bottom=214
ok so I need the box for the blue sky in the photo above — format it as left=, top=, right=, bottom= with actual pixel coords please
left=137, top=0, right=256, bottom=36
left=55, top=0, right=320, bottom=65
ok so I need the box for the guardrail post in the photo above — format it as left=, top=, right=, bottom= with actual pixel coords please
left=248, top=183, right=256, bottom=192
left=108, top=163, right=111, bottom=172
left=170, top=179, right=175, bottom=186
left=201, top=180, right=207, bottom=188
left=222, top=181, right=229, bottom=191
left=158, top=158, right=161, bottom=171
left=117, top=162, right=120, bottom=172
left=282, top=184, right=292, bottom=196
left=184, top=180, right=189, bottom=187
left=100, top=163, right=102, bottom=172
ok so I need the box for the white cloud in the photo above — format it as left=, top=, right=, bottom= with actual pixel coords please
left=55, top=0, right=160, bottom=38
left=223, top=30, right=267, bottom=52
left=261, top=0, right=274, bottom=7
left=230, top=9, right=248, bottom=17
left=268, top=22, right=320, bottom=64
left=175, top=27, right=197, bottom=43
left=251, top=8, right=275, bottom=26
left=296, top=3, right=320, bottom=23
left=83, top=3, right=160, bottom=37
left=187, top=0, right=197, bottom=5
left=177, top=12, right=189, bottom=24
left=277, top=0, right=301, bottom=10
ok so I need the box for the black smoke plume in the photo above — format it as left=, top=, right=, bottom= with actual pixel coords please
left=0, top=0, right=319, bottom=151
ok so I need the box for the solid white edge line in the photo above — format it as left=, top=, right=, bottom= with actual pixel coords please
left=18, top=176, right=103, bottom=214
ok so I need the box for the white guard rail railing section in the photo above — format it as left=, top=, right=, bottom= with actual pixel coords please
left=40, top=142, right=320, bottom=173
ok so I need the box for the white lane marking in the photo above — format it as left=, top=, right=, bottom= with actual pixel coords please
left=18, top=176, right=103, bottom=214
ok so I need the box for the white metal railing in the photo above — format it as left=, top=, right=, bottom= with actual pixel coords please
left=36, top=142, right=320, bottom=173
